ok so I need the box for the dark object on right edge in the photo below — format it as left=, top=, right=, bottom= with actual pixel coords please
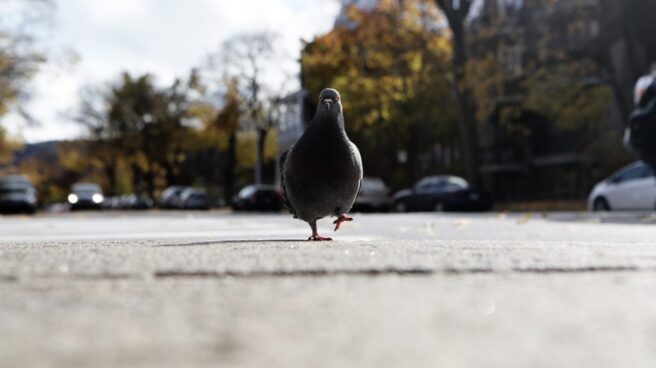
left=626, top=73, right=656, bottom=169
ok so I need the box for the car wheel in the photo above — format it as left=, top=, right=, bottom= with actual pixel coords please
left=593, top=197, right=610, bottom=212
left=434, top=202, right=444, bottom=212
left=394, top=201, right=407, bottom=213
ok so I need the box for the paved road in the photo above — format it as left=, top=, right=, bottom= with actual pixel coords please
left=2, top=211, right=656, bottom=367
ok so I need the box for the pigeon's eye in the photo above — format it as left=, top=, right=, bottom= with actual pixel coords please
left=335, top=95, right=340, bottom=102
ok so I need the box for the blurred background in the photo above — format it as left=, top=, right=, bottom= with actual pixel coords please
left=0, top=0, right=654, bottom=214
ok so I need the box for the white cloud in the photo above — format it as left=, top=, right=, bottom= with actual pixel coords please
left=4, top=0, right=341, bottom=142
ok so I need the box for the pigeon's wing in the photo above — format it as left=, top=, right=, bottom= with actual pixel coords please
left=279, top=148, right=297, bottom=217
left=350, top=141, right=363, bottom=178
left=350, top=141, right=364, bottom=205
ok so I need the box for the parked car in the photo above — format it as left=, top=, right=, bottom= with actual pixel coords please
left=160, top=185, right=188, bottom=209
left=588, top=161, right=656, bottom=211
left=352, top=177, right=390, bottom=212
left=121, top=194, right=154, bottom=210
left=68, top=182, right=104, bottom=210
left=102, top=196, right=122, bottom=210
left=179, top=188, right=210, bottom=210
left=0, top=175, right=37, bottom=214
left=392, top=175, right=492, bottom=212
left=232, top=185, right=283, bottom=212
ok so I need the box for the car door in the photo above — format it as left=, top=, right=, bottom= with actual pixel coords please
left=605, top=165, right=651, bottom=210
left=412, top=177, right=438, bottom=211
left=633, top=166, right=656, bottom=210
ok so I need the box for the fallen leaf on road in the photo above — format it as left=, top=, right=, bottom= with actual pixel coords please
left=453, top=218, right=471, bottom=229
left=517, top=213, right=532, bottom=224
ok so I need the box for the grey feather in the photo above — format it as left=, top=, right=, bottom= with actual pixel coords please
left=280, top=88, right=363, bottom=226
left=278, top=148, right=297, bottom=218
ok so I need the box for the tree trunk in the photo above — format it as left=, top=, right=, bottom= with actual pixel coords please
left=224, top=132, right=237, bottom=204
left=163, top=161, right=175, bottom=188
left=597, top=0, right=649, bottom=125
left=435, top=0, right=482, bottom=187
left=255, top=126, right=267, bottom=185
left=145, top=162, right=155, bottom=200
left=104, top=160, right=117, bottom=196
left=131, top=163, right=144, bottom=196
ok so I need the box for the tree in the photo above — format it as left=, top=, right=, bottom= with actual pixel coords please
left=213, top=32, right=285, bottom=185
left=596, top=0, right=656, bottom=121
left=433, top=0, right=482, bottom=187
left=192, top=77, right=242, bottom=203
left=302, top=0, right=458, bottom=187
left=0, top=0, right=52, bottom=164
left=77, top=72, right=199, bottom=198
left=464, top=0, right=631, bottom=188
left=0, top=127, right=21, bottom=165
left=0, top=0, right=50, bottom=119
left=75, top=86, right=124, bottom=194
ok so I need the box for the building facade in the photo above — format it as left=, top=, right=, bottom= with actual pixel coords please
left=468, top=0, right=650, bottom=201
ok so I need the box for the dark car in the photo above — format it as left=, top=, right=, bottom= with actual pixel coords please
left=159, top=185, right=188, bottom=209
left=68, top=182, right=104, bottom=211
left=392, top=175, right=492, bottom=212
left=232, top=185, right=283, bottom=212
left=121, top=194, right=154, bottom=210
left=179, top=188, right=210, bottom=210
left=0, top=175, right=37, bottom=214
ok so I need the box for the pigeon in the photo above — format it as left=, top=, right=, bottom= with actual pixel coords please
left=279, top=88, right=363, bottom=241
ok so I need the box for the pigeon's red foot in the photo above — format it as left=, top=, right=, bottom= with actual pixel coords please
left=308, top=234, right=333, bottom=241
left=333, top=214, right=354, bottom=232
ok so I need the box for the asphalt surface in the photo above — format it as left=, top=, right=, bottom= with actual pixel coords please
left=2, top=210, right=656, bottom=367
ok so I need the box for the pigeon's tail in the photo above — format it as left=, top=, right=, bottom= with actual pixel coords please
left=279, top=149, right=297, bottom=217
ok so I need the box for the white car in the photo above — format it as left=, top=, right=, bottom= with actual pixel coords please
left=588, top=162, right=656, bottom=211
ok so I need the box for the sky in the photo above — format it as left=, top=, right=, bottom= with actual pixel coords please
left=3, top=0, right=343, bottom=143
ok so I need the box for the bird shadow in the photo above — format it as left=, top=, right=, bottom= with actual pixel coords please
left=154, top=239, right=309, bottom=247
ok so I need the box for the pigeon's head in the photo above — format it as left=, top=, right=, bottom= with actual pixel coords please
left=318, top=88, right=342, bottom=116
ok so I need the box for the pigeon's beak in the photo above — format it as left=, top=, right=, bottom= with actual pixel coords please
left=322, top=99, right=333, bottom=111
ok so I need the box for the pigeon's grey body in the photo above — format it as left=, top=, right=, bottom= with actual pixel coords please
left=280, top=88, right=362, bottom=240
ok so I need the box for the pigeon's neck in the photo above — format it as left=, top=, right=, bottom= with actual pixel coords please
left=313, top=113, right=347, bottom=140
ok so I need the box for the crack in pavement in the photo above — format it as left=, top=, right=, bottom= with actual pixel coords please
left=152, top=268, right=435, bottom=279
left=1, top=265, right=653, bottom=283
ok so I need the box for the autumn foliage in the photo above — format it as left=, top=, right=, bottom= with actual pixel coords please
left=302, top=0, right=460, bottom=187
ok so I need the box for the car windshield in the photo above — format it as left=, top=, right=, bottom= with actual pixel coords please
left=362, top=178, right=385, bottom=190
left=416, top=176, right=469, bottom=191
left=238, top=186, right=256, bottom=197
left=74, top=190, right=98, bottom=197
left=445, top=177, right=469, bottom=190
left=163, top=187, right=182, bottom=195
left=73, top=185, right=101, bottom=192
left=415, top=177, right=437, bottom=189
left=0, top=186, right=28, bottom=194
left=613, top=164, right=653, bottom=182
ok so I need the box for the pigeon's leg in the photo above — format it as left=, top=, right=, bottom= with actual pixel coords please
left=333, top=214, right=354, bottom=232
left=308, top=221, right=332, bottom=241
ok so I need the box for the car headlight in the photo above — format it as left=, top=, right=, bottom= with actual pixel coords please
left=92, top=194, right=104, bottom=204
left=68, top=194, right=78, bottom=204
